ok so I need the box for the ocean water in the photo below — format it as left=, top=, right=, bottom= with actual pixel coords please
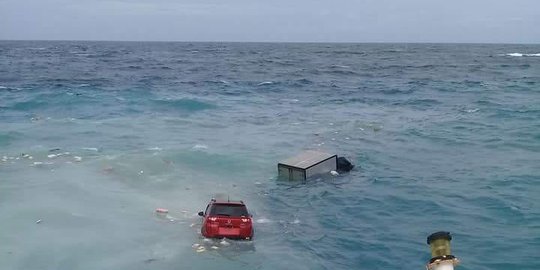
left=0, top=41, right=539, bottom=270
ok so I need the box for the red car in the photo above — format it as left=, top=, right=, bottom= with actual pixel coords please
left=198, top=199, right=253, bottom=240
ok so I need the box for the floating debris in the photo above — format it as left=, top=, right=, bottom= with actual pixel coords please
left=73, top=156, right=82, bottom=162
left=330, top=170, right=339, bottom=176
left=155, top=208, right=169, bottom=214
left=211, top=246, right=219, bottom=250
left=36, top=219, right=42, bottom=224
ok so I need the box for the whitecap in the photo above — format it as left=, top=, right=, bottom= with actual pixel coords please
left=192, top=144, right=208, bottom=150
left=331, top=64, right=350, bottom=68
left=147, top=147, right=163, bottom=151
left=257, top=81, right=273, bottom=86
left=506, top=53, right=540, bottom=57
left=507, top=53, right=523, bottom=57
left=82, top=147, right=99, bottom=151
left=465, top=108, right=479, bottom=113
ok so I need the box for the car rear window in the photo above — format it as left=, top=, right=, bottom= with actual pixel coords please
left=209, top=204, right=249, bottom=217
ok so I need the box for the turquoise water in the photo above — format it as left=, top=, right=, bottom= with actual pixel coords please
left=0, top=41, right=539, bottom=269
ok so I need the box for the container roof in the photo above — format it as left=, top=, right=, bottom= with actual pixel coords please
left=279, top=150, right=336, bottom=169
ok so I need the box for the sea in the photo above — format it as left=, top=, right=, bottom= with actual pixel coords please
left=0, top=41, right=539, bottom=270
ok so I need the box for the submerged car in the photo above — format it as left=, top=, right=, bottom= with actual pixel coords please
left=198, top=199, right=253, bottom=240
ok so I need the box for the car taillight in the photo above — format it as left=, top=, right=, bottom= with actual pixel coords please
left=208, top=217, right=219, bottom=227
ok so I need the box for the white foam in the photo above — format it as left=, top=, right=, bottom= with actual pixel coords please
left=331, top=64, right=350, bottom=68
left=147, top=147, right=163, bottom=151
left=506, top=53, right=540, bottom=57
left=257, top=81, right=273, bottom=86
left=256, top=218, right=272, bottom=224
left=507, top=53, right=523, bottom=57
left=219, top=239, right=230, bottom=246
left=192, top=144, right=208, bottom=150
left=82, top=147, right=99, bottom=151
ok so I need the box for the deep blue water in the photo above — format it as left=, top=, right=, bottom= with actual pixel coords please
left=1, top=41, right=539, bottom=270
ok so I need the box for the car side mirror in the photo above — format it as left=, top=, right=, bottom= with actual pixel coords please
left=198, top=211, right=204, bottom=216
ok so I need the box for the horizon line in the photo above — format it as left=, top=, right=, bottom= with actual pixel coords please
left=1, top=39, right=539, bottom=45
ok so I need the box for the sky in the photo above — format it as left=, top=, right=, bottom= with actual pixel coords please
left=1, top=0, right=539, bottom=43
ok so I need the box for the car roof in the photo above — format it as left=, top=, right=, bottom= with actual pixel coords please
left=210, top=199, right=245, bottom=205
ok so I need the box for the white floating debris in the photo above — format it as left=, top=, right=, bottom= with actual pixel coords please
left=36, top=219, right=42, bottom=224
left=330, top=170, right=339, bottom=176
left=211, top=246, right=219, bottom=250
left=73, top=156, right=82, bottom=162
left=47, top=154, right=57, bottom=158
left=32, top=162, right=43, bottom=166
left=82, top=147, right=98, bottom=152
left=139, top=170, right=144, bottom=174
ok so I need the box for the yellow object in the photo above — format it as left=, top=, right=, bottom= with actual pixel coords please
left=430, top=238, right=452, bottom=258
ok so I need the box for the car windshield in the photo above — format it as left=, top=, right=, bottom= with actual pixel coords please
left=209, top=204, right=249, bottom=217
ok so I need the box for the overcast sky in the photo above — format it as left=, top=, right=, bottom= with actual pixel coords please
left=1, top=0, right=539, bottom=43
